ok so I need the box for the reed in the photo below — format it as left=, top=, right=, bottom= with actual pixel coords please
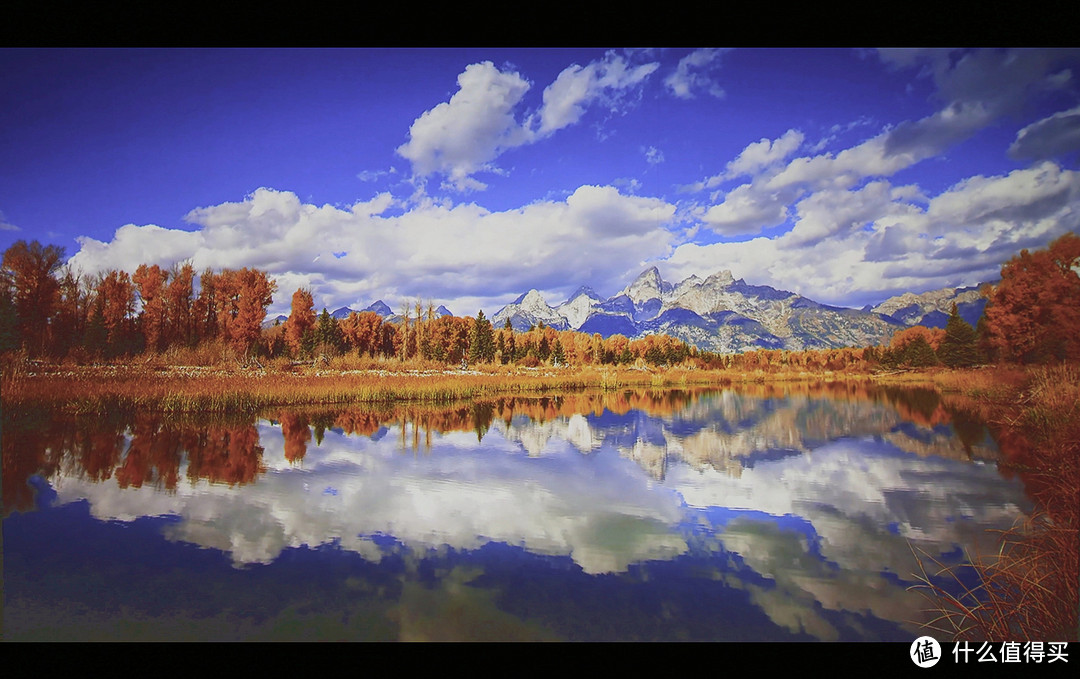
left=912, top=511, right=1079, bottom=641
left=909, top=362, right=1080, bottom=642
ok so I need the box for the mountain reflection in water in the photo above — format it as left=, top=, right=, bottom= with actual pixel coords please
left=2, top=383, right=1030, bottom=641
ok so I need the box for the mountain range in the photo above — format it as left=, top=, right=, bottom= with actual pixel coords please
left=489, top=267, right=990, bottom=354
left=266, top=301, right=455, bottom=328
left=866, top=284, right=988, bottom=330
left=268, top=268, right=991, bottom=353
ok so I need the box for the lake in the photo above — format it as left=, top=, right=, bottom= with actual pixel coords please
left=1, top=382, right=1032, bottom=641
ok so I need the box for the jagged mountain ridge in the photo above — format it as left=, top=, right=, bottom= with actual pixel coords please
left=868, top=285, right=989, bottom=329
left=267, top=271, right=989, bottom=353
left=262, top=300, right=453, bottom=328
left=330, top=300, right=453, bottom=323
left=492, top=267, right=934, bottom=353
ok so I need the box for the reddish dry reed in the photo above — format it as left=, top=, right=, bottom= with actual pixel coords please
left=911, top=362, right=1080, bottom=642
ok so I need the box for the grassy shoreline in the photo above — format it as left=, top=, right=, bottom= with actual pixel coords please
left=2, top=359, right=912, bottom=414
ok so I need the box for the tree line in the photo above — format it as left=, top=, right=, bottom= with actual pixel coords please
left=2, top=232, right=1077, bottom=368
left=0, top=240, right=697, bottom=368
left=0, top=241, right=275, bottom=361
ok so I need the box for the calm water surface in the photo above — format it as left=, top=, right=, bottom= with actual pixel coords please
left=2, top=383, right=1032, bottom=641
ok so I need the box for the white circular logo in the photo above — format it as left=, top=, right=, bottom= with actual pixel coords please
left=910, top=636, right=942, bottom=668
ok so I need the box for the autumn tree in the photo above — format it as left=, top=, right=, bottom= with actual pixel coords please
left=95, top=270, right=138, bottom=357
left=201, top=268, right=277, bottom=358
left=1, top=240, right=65, bottom=356
left=284, top=288, right=316, bottom=357
left=982, top=232, right=1080, bottom=364
left=222, top=268, right=276, bottom=357
left=341, top=310, right=383, bottom=357
left=0, top=282, right=18, bottom=353
left=890, top=325, right=946, bottom=353
left=83, top=301, right=108, bottom=357
left=424, top=314, right=453, bottom=362
left=134, top=264, right=169, bottom=353
left=378, top=321, right=398, bottom=358
left=165, top=263, right=195, bottom=347
left=193, top=269, right=219, bottom=343
left=51, top=266, right=92, bottom=358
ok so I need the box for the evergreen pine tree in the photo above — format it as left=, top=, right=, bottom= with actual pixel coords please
left=938, top=303, right=981, bottom=368
left=902, top=334, right=940, bottom=367
left=300, top=327, right=317, bottom=358
left=469, top=310, right=494, bottom=364
left=552, top=337, right=566, bottom=366
left=314, top=308, right=345, bottom=355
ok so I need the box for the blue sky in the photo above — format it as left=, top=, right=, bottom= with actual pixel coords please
left=2, top=47, right=1079, bottom=316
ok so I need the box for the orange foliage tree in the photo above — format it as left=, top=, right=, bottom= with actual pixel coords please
left=1, top=240, right=65, bottom=356
left=890, top=325, right=946, bottom=353
left=133, top=264, right=169, bottom=352
left=284, top=288, right=316, bottom=356
left=193, top=268, right=219, bottom=343
left=982, top=232, right=1080, bottom=364
left=95, top=270, right=137, bottom=355
left=340, top=310, right=384, bottom=357
left=219, top=268, right=277, bottom=356
left=165, top=263, right=195, bottom=347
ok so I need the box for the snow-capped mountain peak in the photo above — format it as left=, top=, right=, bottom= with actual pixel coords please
left=364, top=300, right=393, bottom=317
left=487, top=266, right=993, bottom=354
left=557, top=286, right=604, bottom=330
left=492, top=289, right=569, bottom=331
left=619, top=266, right=673, bottom=304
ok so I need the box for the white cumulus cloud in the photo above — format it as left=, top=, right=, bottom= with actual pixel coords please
left=396, top=62, right=535, bottom=192
left=396, top=52, right=660, bottom=193
left=666, top=162, right=1080, bottom=307
left=67, top=185, right=677, bottom=317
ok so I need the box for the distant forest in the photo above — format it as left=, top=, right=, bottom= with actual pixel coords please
left=2, top=233, right=1078, bottom=371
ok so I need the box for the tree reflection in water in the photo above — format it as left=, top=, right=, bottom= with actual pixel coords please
left=1, top=383, right=1034, bottom=641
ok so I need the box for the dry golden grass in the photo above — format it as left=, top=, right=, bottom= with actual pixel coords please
left=1, top=360, right=765, bottom=414
left=2, top=359, right=1056, bottom=415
